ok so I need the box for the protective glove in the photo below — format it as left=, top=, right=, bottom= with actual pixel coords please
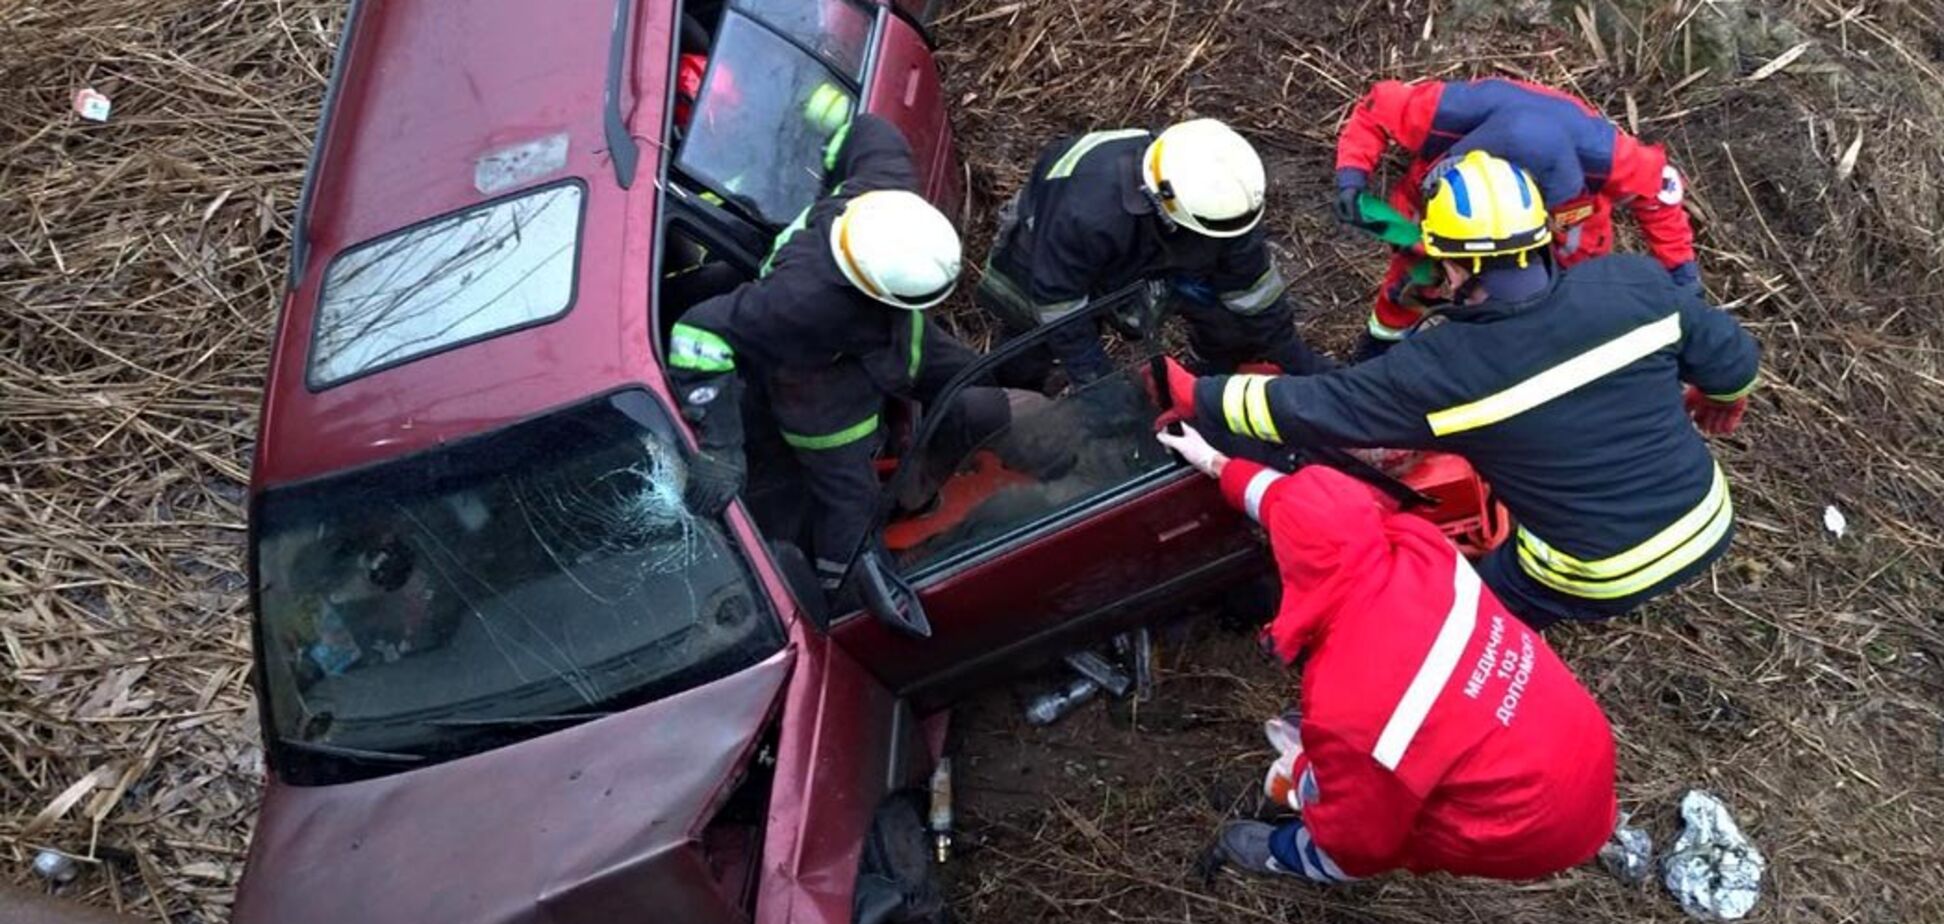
left=1684, top=385, right=1748, bottom=436
left=1155, top=422, right=1228, bottom=478
left=1331, top=168, right=1369, bottom=227
left=1332, top=185, right=1364, bottom=228
left=1144, top=355, right=1200, bottom=428
left=683, top=449, right=746, bottom=517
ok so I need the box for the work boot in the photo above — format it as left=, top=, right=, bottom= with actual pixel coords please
left=1214, top=821, right=1302, bottom=879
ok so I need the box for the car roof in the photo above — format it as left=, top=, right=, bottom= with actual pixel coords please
left=255, top=0, right=676, bottom=490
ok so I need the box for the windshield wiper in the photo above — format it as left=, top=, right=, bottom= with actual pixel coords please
left=278, top=737, right=425, bottom=764
left=421, top=712, right=612, bottom=729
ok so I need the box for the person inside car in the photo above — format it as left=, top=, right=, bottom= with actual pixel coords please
left=1154, top=423, right=1618, bottom=884
left=666, top=113, right=1008, bottom=596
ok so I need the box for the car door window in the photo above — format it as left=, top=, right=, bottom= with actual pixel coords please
left=737, top=0, right=874, bottom=80
left=886, top=340, right=1180, bottom=575
left=676, top=10, right=858, bottom=226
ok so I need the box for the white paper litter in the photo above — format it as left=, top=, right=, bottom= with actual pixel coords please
left=73, top=88, right=111, bottom=122
left=1662, top=790, right=1766, bottom=920
left=1823, top=505, right=1848, bottom=539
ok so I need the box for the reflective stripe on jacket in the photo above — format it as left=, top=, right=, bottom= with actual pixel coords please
left=668, top=114, right=977, bottom=450
left=1195, top=254, right=1760, bottom=606
left=985, top=129, right=1290, bottom=322
left=1220, top=461, right=1617, bottom=879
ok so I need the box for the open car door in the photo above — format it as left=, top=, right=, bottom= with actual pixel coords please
left=825, top=310, right=1270, bottom=706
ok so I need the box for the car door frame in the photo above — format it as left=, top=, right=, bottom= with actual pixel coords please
left=823, top=303, right=1271, bottom=706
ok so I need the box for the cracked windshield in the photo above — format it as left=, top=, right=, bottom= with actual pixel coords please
left=252, top=391, right=780, bottom=780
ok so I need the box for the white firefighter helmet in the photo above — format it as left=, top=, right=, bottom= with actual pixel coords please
left=1140, top=118, right=1267, bottom=238
left=827, top=189, right=962, bottom=310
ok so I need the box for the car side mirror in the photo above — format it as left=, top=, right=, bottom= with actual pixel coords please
left=766, top=540, right=831, bottom=633
left=856, top=550, right=932, bottom=639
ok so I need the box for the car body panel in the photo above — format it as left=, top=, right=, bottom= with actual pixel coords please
left=835, top=470, right=1262, bottom=695
left=232, top=649, right=793, bottom=924
left=256, top=0, right=672, bottom=490
left=754, top=632, right=901, bottom=924
left=864, top=10, right=961, bottom=218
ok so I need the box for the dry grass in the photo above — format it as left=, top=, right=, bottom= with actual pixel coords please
left=937, top=1, right=1944, bottom=923
left=1, top=1, right=340, bottom=919
left=0, top=0, right=1940, bottom=921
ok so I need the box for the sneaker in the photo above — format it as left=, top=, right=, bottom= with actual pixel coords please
left=1214, top=821, right=1302, bottom=879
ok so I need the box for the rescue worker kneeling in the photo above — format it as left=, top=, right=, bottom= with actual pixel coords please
left=1155, top=424, right=1617, bottom=882
left=1158, top=151, right=1760, bottom=628
left=668, top=114, right=998, bottom=595
left=976, top=118, right=1333, bottom=395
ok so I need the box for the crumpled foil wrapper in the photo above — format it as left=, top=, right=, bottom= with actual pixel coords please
left=1598, top=813, right=1654, bottom=885
left=1661, top=790, right=1766, bottom=920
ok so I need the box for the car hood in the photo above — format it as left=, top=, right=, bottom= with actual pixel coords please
left=232, top=648, right=794, bottom=924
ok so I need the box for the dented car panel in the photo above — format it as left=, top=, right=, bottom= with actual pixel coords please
left=233, top=650, right=793, bottom=924
left=754, top=633, right=901, bottom=924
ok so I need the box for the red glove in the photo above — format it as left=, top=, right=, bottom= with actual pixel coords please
left=1147, top=356, right=1200, bottom=429
left=1685, top=385, right=1747, bottom=435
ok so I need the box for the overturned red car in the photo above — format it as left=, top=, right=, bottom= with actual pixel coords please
left=234, top=2, right=1504, bottom=922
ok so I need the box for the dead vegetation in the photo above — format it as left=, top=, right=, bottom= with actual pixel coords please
left=937, top=1, right=1944, bottom=922
left=2, top=1, right=340, bottom=919
left=0, top=0, right=1939, bottom=921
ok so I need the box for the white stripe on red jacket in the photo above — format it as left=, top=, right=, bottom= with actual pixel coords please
left=1221, top=459, right=1618, bottom=880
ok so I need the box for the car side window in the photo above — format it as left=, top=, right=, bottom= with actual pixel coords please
left=676, top=10, right=858, bottom=227
left=886, top=346, right=1179, bottom=575
left=737, top=0, right=874, bottom=80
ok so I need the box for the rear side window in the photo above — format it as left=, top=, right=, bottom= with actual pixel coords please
left=738, top=0, right=873, bottom=79
left=676, top=11, right=856, bottom=226
left=308, top=181, right=585, bottom=387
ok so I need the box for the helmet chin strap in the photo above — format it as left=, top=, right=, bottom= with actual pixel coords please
left=1141, top=183, right=1182, bottom=232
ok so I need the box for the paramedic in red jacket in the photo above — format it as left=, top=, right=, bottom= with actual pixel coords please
left=1154, top=423, right=1617, bottom=881
left=1335, top=78, right=1698, bottom=351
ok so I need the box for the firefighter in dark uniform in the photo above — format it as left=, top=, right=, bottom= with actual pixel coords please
left=976, top=118, right=1333, bottom=391
left=1156, top=151, right=1760, bottom=627
left=668, top=114, right=985, bottom=595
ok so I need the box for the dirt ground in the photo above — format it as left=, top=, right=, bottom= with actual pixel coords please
left=2, top=0, right=1942, bottom=922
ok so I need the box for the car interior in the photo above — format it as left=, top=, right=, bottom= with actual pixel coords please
left=650, top=3, right=1182, bottom=591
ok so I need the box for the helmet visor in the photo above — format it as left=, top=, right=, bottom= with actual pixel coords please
left=1186, top=204, right=1263, bottom=236
left=886, top=279, right=956, bottom=310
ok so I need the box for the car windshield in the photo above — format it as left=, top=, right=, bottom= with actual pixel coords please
left=676, top=9, right=858, bottom=225
left=252, top=390, right=781, bottom=784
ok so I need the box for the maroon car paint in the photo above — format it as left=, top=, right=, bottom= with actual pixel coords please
left=832, top=471, right=1264, bottom=698
left=865, top=10, right=962, bottom=219
left=232, top=650, right=794, bottom=924
left=756, top=632, right=900, bottom=923
left=243, top=0, right=978, bottom=918
left=255, top=0, right=673, bottom=490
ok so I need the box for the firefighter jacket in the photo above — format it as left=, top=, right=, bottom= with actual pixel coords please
left=981, top=128, right=1296, bottom=358
left=1336, top=79, right=1696, bottom=277
left=1194, top=255, right=1761, bottom=607
left=668, top=114, right=978, bottom=452
left=1221, top=460, right=1617, bottom=878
